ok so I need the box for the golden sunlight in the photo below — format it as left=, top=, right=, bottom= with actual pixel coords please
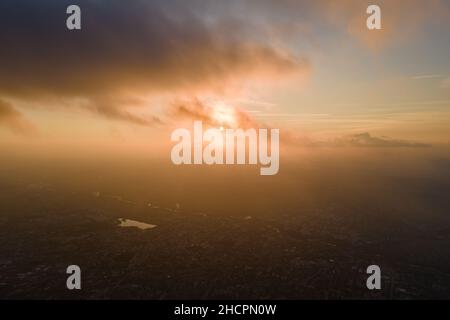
left=211, top=101, right=237, bottom=128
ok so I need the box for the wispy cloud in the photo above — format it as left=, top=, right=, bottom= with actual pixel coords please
left=441, top=77, right=450, bottom=88
left=412, top=74, right=445, bottom=80
left=283, top=131, right=432, bottom=148
left=336, top=132, right=431, bottom=148
left=318, top=0, right=450, bottom=50
left=0, top=99, right=36, bottom=135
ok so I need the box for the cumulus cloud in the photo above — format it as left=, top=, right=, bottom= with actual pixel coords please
left=0, top=0, right=307, bottom=125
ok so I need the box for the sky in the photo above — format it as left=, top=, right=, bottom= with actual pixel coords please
left=2, top=3, right=450, bottom=302
left=0, top=0, right=450, bottom=152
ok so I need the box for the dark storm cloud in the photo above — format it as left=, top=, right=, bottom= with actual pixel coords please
left=0, top=0, right=306, bottom=124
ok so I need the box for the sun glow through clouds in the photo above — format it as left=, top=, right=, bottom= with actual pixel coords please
left=211, top=101, right=237, bottom=128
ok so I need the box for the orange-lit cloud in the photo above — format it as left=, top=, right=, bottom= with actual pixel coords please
left=0, top=0, right=448, bottom=132
left=318, top=0, right=449, bottom=50
left=0, top=99, right=36, bottom=135
left=285, top=131, right=432, bottom=148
